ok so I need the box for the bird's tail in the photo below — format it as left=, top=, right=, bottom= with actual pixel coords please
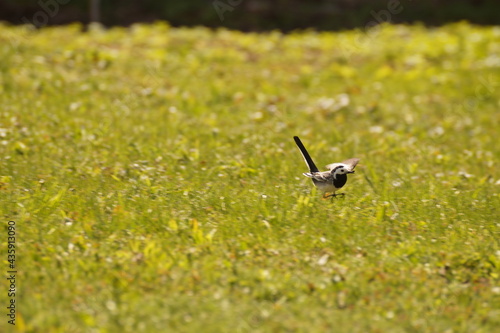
left=293, top=136, right=319, bottom=173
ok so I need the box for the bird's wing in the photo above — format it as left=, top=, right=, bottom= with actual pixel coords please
left=325, top=158, right=360, bottom=171
left=325, top=163, right=342, bottom=171
left=303, top=171, right=331, bottom=181
left=341, top=158, right=360, bottom=170
left=294, top=136, right=319, bottom=173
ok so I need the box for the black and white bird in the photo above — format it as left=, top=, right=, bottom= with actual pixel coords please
left=294, top=136, right=359, bottom=198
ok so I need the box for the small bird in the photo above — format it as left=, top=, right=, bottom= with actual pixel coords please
left=294, top=136, right=359, bottom=198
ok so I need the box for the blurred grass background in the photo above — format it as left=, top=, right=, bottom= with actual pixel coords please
left=0, top=20, right=499, bottom=332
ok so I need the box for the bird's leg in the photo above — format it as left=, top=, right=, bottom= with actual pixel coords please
left=324, top=192, right=345, bottom=199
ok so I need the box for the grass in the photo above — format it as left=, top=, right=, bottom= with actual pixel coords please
left=0, top=21, right=499, bottom=332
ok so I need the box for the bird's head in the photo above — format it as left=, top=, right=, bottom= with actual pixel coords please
left=332, top=165, right=355, bottom=178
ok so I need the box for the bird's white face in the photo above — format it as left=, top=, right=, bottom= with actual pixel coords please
left=332, top=165, right=354, bottom=177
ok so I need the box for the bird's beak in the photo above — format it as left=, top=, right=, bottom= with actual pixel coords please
left=348, top=170, right=355, bottom=174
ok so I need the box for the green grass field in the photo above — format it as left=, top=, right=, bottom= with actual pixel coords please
left=1, top=22, right=499, bottom=332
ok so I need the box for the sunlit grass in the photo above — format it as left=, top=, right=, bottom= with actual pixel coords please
left=0, top=22, right=499, bottom=332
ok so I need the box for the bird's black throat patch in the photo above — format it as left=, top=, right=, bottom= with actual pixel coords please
left=333, top=174, right=347, bottom=188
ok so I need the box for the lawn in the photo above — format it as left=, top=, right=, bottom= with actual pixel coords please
left=0, top=22, right=499, bottom=332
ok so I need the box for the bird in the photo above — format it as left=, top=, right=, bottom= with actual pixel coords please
left=293, top=136, right=359, bottom=198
